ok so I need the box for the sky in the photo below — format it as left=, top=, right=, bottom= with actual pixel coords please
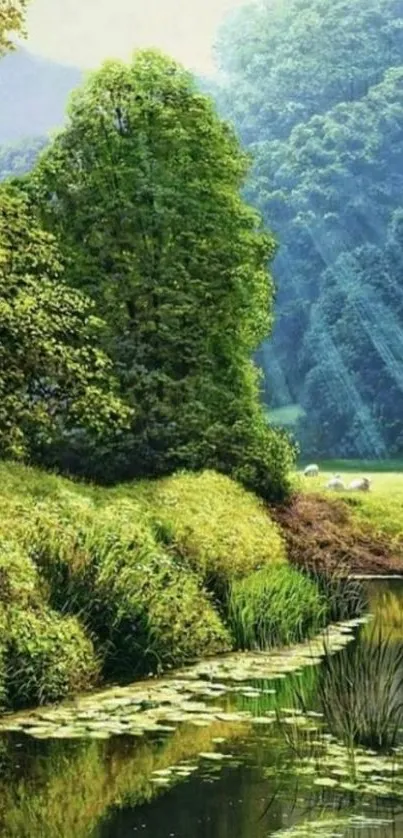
left=24, top=0, right=247, bottom=74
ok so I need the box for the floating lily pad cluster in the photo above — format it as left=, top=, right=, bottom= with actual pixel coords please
left=267, top=731, right=403, bottom=800
left=150, top=751, right=240, bottom=789
left=0, top=619, right=362, bottom=741
left=271, top=814, right=394, bottom=837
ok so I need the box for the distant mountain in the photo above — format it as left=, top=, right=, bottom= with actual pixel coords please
left=0, top=48, right=83, bottom=143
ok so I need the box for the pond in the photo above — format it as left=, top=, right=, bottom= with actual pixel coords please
left=1, top=578, right=403, bottom=838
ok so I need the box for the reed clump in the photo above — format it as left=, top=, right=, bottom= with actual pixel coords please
left=318, top=624, right=403, bottom=752
left=227, top=567, right=364, bottom=651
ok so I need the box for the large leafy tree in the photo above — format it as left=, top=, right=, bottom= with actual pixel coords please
left=0, top=185, right=131, bottom=460
left=26, top=49, right=294, bottom=498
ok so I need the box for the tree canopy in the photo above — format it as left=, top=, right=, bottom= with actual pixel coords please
left=22, top=49, right=293, bottom=498
left=0, top=185, right=131, bottom=460
left=213, top=0, right=403, bottom=457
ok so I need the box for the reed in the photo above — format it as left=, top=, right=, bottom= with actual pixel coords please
left=318, top=624, right=403, bottom=751
left=227, top=565, right=327, bottom=649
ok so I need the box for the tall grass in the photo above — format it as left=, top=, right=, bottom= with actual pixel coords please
left=227, top=566, right=365, bottom=651
left=0, top=461, right=300, bottom=706
left=318, top=624, right=403, bottom=752
left=310, top=570, right=367, bottom=623
left=227, top=565, right=328, bottom=649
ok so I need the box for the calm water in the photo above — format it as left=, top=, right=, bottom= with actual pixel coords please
left=1, top=579, right=403, bottom=838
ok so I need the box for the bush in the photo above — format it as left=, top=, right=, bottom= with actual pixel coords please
left=0, top=460, right=355, bottom=711
left=5, top=607, right=99, bottom=708
left=96, top=543, right=231, bottom=675
left=227, top=564, right=327, bottom=649
left=128, top=470, right=286, bottom=592
left=26, top=498, right=232, bottom=676
left=201, top=418, right=296, bottom=503
left=0, top=540, right=42, bottom=607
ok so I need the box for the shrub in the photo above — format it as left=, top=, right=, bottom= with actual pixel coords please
left=0, top=460, right=353, bottom=709
left=5, top=607, right=99, bottom=708
left=201, top=418, right=296, bottom=503
left=26, top=499, right=232, bottom=676
left=0, top=540, right=42, bottom=607
left=5, top=607, right=99, bottom=707
left=227, top=564, right=327, bottom=649
left=96, top=545, right=231, bottom=675
left=130, top=470, right=286, bottom=593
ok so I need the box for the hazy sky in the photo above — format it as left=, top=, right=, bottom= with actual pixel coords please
left=24, top=0, right=246, bottom=73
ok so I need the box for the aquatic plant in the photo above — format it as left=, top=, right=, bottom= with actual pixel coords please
left=318, top=624, right=403, bottom=751
left=310, top=570, right=367, bottom=623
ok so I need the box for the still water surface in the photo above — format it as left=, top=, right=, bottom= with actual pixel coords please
left=1, top=579, right=403, bottom=838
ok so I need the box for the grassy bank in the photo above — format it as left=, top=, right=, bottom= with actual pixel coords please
left=0, top=461, right=352, bottom=712
left=299, top=465, right=403, bottom=542
left=280, top=464, right=403, bottom=577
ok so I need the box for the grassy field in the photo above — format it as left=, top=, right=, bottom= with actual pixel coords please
left=297, top=462, right=403, bottom=541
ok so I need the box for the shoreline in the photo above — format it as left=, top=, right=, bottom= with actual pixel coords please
left=270, top=492, right=403, bottom=577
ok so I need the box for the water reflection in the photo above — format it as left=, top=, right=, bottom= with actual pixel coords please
left=1, top=579, right=403, bottom=838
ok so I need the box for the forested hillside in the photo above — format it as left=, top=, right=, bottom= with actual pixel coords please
left=214, top=0, right=403, bottom=458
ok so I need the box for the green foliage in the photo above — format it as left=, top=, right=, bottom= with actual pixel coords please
left=228, top=565, right=326, bottom=650
left=24, top=47, right=294, bottom=501
left=6, top=608, right=99, bottom=708
left=27, top=500, right=232, bottom=675
left=0, top=459, right=346, bottom=705
left=213, top=0, right=403, bottom=459
left=95, top=539, right=230, bottom=673
left=123, top=470, right=286, bottom=591
left=0, top=539, right=41, bottom=606
left=0, top=0, right=30, bottom=56
left=215, top=0, right=403, bottom=141
left=0, top=184, right=132, bottom=459
left=0, top=540, right=99, bottom=709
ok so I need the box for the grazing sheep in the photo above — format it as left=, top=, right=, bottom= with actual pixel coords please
left=348, top=477, right=371, bottom=492
left=304, top=463, right=319, bottom=477
left=325, top=474, right=345, bottom=491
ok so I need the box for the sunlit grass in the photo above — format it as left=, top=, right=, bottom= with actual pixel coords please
left=298, top=463, right=403, bottom=543
left=0, top=459, right=336, bottom=708
left=227, top=565, right=327, bottom=649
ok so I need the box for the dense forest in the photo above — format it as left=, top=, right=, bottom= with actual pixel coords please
left=2, top=0, right=403, bottom=461
left=212, top=0, right=403, bottom=458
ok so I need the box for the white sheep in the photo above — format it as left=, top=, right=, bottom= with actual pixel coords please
left=303, top=463, right=319, bottom=477
left=325, top=474, right=345, bottom=491
left=348, top=477, right=371, bottom=492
